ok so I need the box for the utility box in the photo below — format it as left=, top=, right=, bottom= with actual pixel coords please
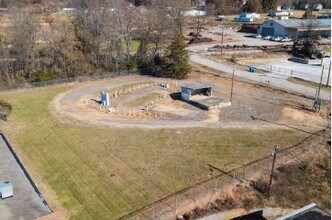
left=0, top=181, right=13, bottom=199
left=248, top=66, right=256, bottom=72
left=100, top=92, right=110, bottom=106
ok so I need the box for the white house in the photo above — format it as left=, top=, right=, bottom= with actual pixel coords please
left=268, top=10, right=293, bottom=17
left=313, top=3, right=323, bottom=11
left=234, top=13, right=260, bottom=22
left=281, top=3, right=295, bottom=10
left=258, top=19, right=331, bottom=38
left=184, top=10, right=206, bottom=16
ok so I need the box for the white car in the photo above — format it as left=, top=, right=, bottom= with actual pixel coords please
left=281, top=37, right=292, bottom=42
left=255, top=35, right=262, bottom=39
left=263, top=35, right=271, bottom=40
left=216, top=15, right=226, bottom=21
left=274, top=36, right=283, bottom=42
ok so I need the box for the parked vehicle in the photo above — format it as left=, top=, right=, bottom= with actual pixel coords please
left=216, top=15, right=226, bottom=21
left=255, top=34, right=262, bottom=39
left=189, top=32, right=202, bottom=37
left=274, top=36, right=283, bottom=42
left=263, top=35, right=271, bottom=40
left=281, top=37, right=292, bottom=42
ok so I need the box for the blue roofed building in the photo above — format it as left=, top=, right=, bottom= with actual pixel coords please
left=258, top=19, right=331, bottom=38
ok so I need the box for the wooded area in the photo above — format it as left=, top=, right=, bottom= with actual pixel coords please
left=0, top=0, right=193, bottom=86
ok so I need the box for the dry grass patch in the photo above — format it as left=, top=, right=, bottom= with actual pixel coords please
left=0, top=84, right=308, bottom=219
left=121, top=92, right=162, bottom=108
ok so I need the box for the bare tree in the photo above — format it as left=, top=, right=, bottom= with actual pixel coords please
left=293, top=20, right=320, bottom=57
left=42, top=14, right=86, bottom=78
left=72, top=7, right=113, bottom=68
left=0, top=33, right=14, bottom=85
left=111, top=0, right=139, bottom=64
left=151, top=0, right=190, bottom=35
left=142, top=2, right=173, bottom=58
left=193, top=13, right=206, bottom=37
left=11, top=8, right=39, bottom=79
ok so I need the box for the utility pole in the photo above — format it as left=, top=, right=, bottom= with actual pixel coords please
left=220, top=26, right=224, bottom=55
left=314, top=65, right=324, bottom=112
left=268, top=144, right=279, bottom=197
left=318, top=65, right=324, bottom=98
left=326, top=61, right=331, bottom=87
left=230, top=69, right=235, bottom=102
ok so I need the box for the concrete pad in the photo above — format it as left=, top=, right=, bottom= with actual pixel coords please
left=191, top=96, right=231, bottom=110
left=0, top=134, right=52, bottom=220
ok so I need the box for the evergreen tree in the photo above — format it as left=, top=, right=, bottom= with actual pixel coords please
left=161, top=34, right=191, bottom=79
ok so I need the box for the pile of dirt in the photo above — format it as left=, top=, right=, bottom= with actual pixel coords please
left=188, top=37, right=213, bottom=44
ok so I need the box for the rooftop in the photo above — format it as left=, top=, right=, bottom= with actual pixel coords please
left=272, top=19, right=331, bottom=29
left=181, top=82, right=214, bottom=90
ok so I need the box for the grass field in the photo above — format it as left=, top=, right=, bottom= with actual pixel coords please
left=0, top=84, right=308, bottom=219
left=121, top=92, right=161, bottom=107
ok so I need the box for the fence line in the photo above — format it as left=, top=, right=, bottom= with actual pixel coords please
left=0, top=70, right=138, bottom=92
left=119, top=129, right=328, bottom=220
left=257, top=65, right=330, bottom=86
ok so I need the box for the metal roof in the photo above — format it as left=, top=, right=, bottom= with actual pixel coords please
left=181, top=82, right=214, bottom=90
left=272, top=19, right=331, bottom=29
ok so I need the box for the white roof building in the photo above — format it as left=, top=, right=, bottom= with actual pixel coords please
left=258, top=19, right=331, bottom=37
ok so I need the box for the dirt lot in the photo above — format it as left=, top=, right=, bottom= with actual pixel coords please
left=51, top=73, right=329, bottom=130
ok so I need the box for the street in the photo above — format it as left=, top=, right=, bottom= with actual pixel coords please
left=190, top=53, right=331, bottom=101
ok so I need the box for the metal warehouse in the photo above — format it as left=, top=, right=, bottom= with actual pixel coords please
left=258, top=19, right=331, bottom=38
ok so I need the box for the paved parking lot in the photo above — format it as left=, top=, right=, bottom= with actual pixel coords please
left=0, top=133, right=52, bottom=220
left=244, top=58, right=331, bottom=86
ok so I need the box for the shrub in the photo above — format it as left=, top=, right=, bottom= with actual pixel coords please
left=0, top=100, right=12, bottom=121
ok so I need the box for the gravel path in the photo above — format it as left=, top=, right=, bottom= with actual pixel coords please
left=50, top=74, right=327, bottom=129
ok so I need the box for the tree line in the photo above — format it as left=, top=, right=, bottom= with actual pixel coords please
left=0, top=0, right=192, bottom=87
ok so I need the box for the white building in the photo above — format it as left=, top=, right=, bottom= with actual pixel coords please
left=313, top=3, right=323, bottom=11
left=184, top=10, right=206, bottom=16
left=234, top=12, right=260, bottom=22
left=268, top=10, right=293, bottom=17
left=258, top=19, right=331, bottom=38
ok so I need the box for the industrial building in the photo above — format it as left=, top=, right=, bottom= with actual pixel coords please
left=258, top=19, right=331, bottom=38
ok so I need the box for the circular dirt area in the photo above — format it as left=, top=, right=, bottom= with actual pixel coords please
left=50, top=74, right=328, bottom=129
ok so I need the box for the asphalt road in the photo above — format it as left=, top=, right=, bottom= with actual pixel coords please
left=190, top=53, right=331, bottom=101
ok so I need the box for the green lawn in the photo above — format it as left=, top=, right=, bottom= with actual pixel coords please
left=0, top=85, right=307, bottom=219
